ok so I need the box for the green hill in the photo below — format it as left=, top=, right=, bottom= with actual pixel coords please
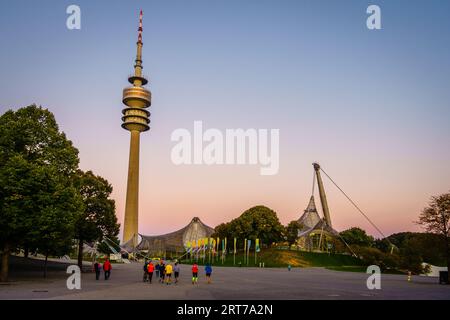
left=181, top=248, right=365, bottom=269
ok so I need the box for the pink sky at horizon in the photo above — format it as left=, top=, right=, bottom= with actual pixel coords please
left=75, top=118, right=442, bottom=239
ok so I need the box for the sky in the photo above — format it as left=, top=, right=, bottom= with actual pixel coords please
left=0, top=0, right=449, bottom=238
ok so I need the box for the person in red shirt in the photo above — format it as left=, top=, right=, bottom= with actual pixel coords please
left=103, top=258, right=112, bottom=280
left=147, top=261, right=155, bottom=284
left=192, top=263, right=199, bottom=285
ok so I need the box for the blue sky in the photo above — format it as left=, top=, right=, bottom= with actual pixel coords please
left=1, top=0, right=449, bottom=236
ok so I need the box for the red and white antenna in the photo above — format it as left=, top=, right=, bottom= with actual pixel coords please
left=138, top=10, right=143, bottom=43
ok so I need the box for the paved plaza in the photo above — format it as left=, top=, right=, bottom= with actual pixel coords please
left=1, top=262, right=449, bottom=300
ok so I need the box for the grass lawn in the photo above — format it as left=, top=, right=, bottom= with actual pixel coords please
left=180, top=248, right=365, bottom=269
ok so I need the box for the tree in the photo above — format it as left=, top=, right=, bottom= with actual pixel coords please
left=286, top=221, right=302, bottom=247
left=213, top=223, right=231, bottom=241
left=397, top=237, right=424, bottom=274
left=385, top=232, right=446, bottom=267
left=340, top=227, right=375, bottom=247
left=0, top=105, right=80, bottom=281
left=73, top=170, right=119, bottom=268
left=417, top=192, right=450, bottom=283
left=212, top=206, right=285, bottom=248
left=12, top=161, right=81, bottom=278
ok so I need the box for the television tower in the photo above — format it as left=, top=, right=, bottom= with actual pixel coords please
left=121, top=10, right=151, bottom=246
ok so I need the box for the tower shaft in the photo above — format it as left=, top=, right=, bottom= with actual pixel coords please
left=313, top=163, right=332, bottom=228
left=122, top=130, right=140, bottom=246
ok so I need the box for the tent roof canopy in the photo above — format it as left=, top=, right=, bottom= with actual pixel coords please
left=136, top=217, right=214, bottom=252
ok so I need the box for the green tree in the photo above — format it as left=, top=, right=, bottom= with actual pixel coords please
left=213, top=206, right=285, bottom=248
left=417, top=192, right=450, bottom=282
left=0, top=105, right=80, bottom=281
left=374, top=238, right=391, bottom=252
left=213, top=223, right=231, bottom=241
left=340, top=227, right=375, bottom=247
left=73, top=170, right=119, bottom=268
left=386, top=232, right=446, bottom=266
left=26, top=166, right=81, bottom=277
left=286, top=221, right=302, bottom=247
left=397, top=237, right=424, bottom=274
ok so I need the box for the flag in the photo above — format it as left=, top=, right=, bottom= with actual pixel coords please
left=186, top=241, right=191, bottom=252
left=247, top=239, right=251, bottom=252
left=256, top=239, right=260, bottom=253
left=234, top=237, right=237, bottom=254
left=224, top=238, right=227, bottom=254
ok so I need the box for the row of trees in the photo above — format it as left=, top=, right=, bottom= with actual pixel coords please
left=214, top=194, right=449, bottom=279
left=331, top=193, right=450, bottom=277
left=0, top=105, right=120, bottom=281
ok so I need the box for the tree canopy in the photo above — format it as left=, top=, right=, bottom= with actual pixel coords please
left=0, top=106, right=82, bottom=280
left=73, top=170, right=119, bottom=268
left=417, top=192, right=450, bottom=281
left=340, top=227, right=375, bottom=247
left=0, top=105, right=119, bottom=281
left=213, top=205, right=285, bottom=247
left=286, top=220, right=303, bottom=246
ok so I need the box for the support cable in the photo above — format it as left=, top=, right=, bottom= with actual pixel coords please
left=319, top=167, right=394, bottom=248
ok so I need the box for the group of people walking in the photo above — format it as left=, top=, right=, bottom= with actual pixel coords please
left=92, top=258, right=213, bottom=285
left=143, top=260, right=181, bottom=285
left=143, top=260, right=213, bottom=285
left=93, top=258, right=112, bottom=280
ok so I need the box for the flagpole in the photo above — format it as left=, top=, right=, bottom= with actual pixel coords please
left=246, top=239, right=250, bottom=266
left=255, top=240, right=257, bottom=265
left=208, top=238, right=211, bottom=264
left=244, top=239, right=247, bottom=265
left=224, top=238, right=227, bottom=265
left=233, top=238, right=236, bottom=266
left=216, top=237, right=220, bottom=262
left=222, top=239, right=224, bottom=264
left=247, top=241, right=249, bottom=266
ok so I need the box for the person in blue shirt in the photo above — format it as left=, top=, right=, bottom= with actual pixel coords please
left=155, top=263, right=160, bottom=281
left=205, top=263, right=213, bottom=284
